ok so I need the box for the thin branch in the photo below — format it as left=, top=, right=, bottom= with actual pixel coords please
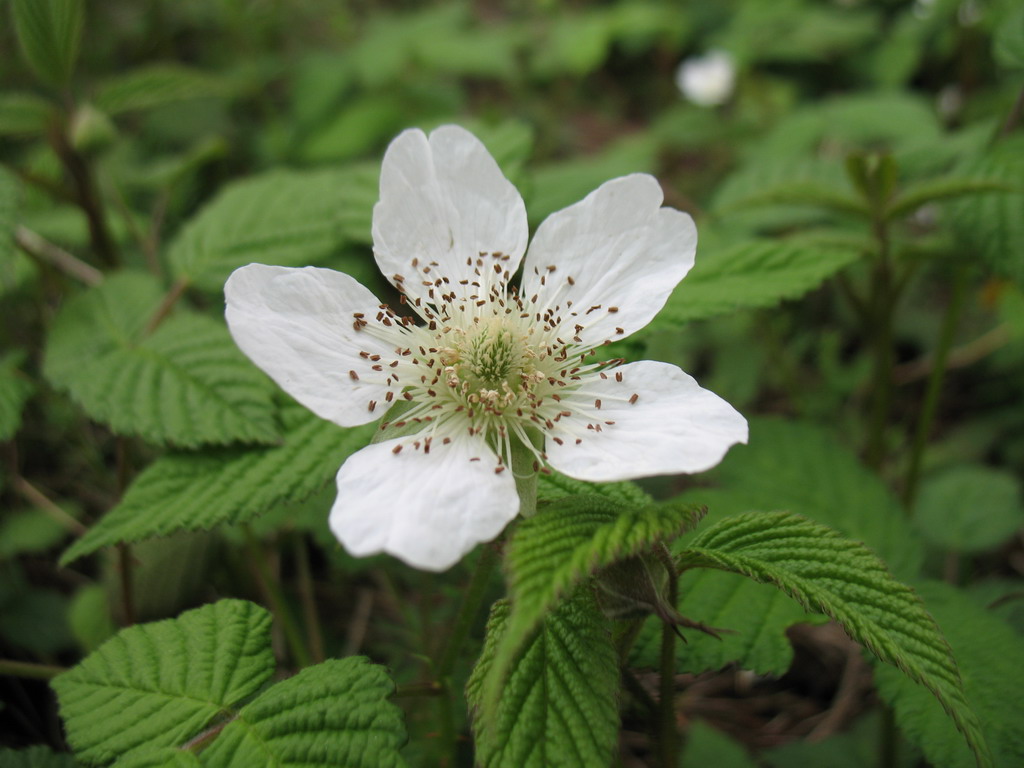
left=11, top=475, right=87, bottom=536
left=894, top=323, right=1011, bottom=384
left=49, top=125, right=119, bottom=267
left=295, top=536, right=325, bottom=663
left=0, top=659, right=65, bottom=680
left=999, top=82, right=1024, bottom=138
left=143, top=277, right=189, bottom=336
left=15, top=226, right=103, bottom=286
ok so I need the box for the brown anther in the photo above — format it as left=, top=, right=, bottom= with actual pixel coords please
left=392, top=444, right=403, bottom=454
left=629, top=393, right=639, bottom=404
left=349, top=370, right=359, bottom=381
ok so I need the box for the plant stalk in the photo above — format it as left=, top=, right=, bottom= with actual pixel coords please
left=903, top=267, right=968, bottom=511
left=435, top=543, right=501, bottom=766
left=244, top=528, right=313, bottom=669
left=657, top=548, right=681, bottom=767
left=0, top=659, right=65, bottom=680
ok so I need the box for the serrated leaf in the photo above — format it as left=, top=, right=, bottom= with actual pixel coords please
left=483, top=495, right=703, bottom=716
left=200, top=657, right=407, bottom=768
left=630, top=569, right=824, bottom=676
left=52, top=600, right=275, bottom=765
left=43, top=272, right=280, bottom=448
left=467, top=590, right=619, bottom=768
left=61, top=406, right=372, bottom=564
left=885, top=176, right=1017, bottom=221
left=0, top=91, right=55, bottom=136
left=0, top=745, right=80, bottom=767
left=914, top=466, right=1024, bottom=554
left=678, top=512, right=991, bottom=768
left=949, top=137, right=1024, bottom=284
left=875, top=580, right=1024, bottom=768
left=94, top=65, right=225, bottom=116
left=168, top=166, right=376, bottom=291
left=11, top=0, right=84, bottom=89
left=675, top=418, right=923, bottom=578
left=537, top=470, right=651, bottom=507
left=654, top=240, right=860, bottom=327
left=0, top=351, right=34, bottom=440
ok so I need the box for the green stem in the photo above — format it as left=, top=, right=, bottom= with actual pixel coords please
left=905, top=268, right=966, bottom=514
left=0, top=659, right=65, bottom=680
left=244, top=528, right=312, bottom=669
left=434, top=543, right=501, bottom=766
left=865, top=264, right=895, bottom=471
left=294, top=535, right=325, bottom=663
left=144, top=277, right=189, bottom=336
left=903, top=268, right=968, bottom=511
left=49, top=121, right=119, bottom=267
left=658, top=549, right=681, bottom=767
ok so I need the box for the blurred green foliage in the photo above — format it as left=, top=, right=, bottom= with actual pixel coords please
left=2, top=0, right=1024, bottom=766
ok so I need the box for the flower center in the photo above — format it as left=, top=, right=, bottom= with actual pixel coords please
left=350, top=252, right=630, bottom=471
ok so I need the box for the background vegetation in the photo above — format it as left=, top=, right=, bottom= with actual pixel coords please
left=1, top=0, right=1023, bottom=766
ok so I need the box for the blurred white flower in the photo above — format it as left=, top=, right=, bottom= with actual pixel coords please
left=225, top=125, right=747, bottom=571
left=675, top=50, right=736, bottom=107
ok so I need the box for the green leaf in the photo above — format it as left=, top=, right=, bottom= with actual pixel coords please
left=114, top=749, right=201, bottom=768
left=0, top=166, right=37, bottom=297
left=11, top=0, right=84, bottom=89
left=537, top=469, right=651, bottom=507
left=875, top=580, right=1024, bottom=768
left=60, top=405, right=372, bottom=564
left=949, top=137, right=1024, bottom=284
left=67, top=584, right=115, bottom=653
left=482, top=495, right=703, bottom=716
left=0, top=509, right=66, bottom=559
left=630, top=569, right=823, bottom=676
left=94, top=65, right=225, bottom=116
left=654, top=240, right=860, bottom=327
left=713, top=158, right=866, bottom=218
left=885, top=176, right=1017, bottom=221
left=0, top=351, right=34, bottom=440
left=467, top=590, right=619, bottom=768
left=0, top=91, right=55, bottom=136
left=504, top=495, right=704, bottom=662
left=43, top=272, right=280, bottom=448
left=168, top=166, right=376, bottom=291
left=678, top=512, right=991, bottom=768
left=994, top=3, right=1024, bottom=69
left=914, top=466, right=1024, bottom=554
left=51, top=600, right=275, bottom=765
left=527, top=133, right=657, bottom=225
left=674, top=419, right=923, bottom=578
left=200, top=657, right=407, bottom=768
left=0, top=745, right=80, bottom=767
left=681, top=720, right=756, bottom=768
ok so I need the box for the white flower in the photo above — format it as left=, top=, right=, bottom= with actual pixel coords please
left=225, top=125, right=747, bottom=571
left=675, top=50, right=736, bottom=107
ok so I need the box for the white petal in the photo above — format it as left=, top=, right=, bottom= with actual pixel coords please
left=372, top=125, right=528, bottom=305
left=329, top=433, right=519, bottom=571
left=522, top=174, right=696, bottom=347
left=225, top=264, right=398, bottom=427
left=546, top=361, right=747, bottom=482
